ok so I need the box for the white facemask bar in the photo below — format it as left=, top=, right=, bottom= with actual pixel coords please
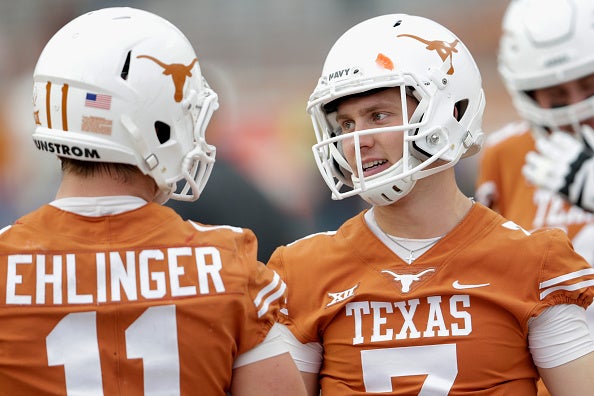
left=171, top=86, right=219, bottom=202
left=310, top=87, right=453, bottom=201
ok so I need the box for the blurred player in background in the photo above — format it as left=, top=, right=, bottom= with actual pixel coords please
left=476, top=0, right=594, bottom=337
left=475, top=1, right=594, bottom=394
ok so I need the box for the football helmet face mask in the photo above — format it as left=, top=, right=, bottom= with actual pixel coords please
left=499, top=0, right=594, bottom=135
left=32, top=7, right=219, bottom=203
left=307, top=14, right=485, bottom=205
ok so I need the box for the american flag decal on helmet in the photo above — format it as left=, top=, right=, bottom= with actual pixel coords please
left=85, top=92, right=112, bottom=110
left=254, top=272, right=286, bottom=318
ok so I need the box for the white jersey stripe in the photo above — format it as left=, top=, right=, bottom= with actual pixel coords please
left=0, top=225, right=12, bottom=236
left=254, top=272, right=281, bottom=307
left=257, top=281, right=286, bottom=318
left=188, top=220, right=243, bottom=233
left=540, top=268, right=594, bottom=289
left=540, top=280, right=594, bottom=300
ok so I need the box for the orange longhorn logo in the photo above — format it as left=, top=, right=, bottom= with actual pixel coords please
left=137, top=55, right=198, bottom=102
left=397, top=34, right=459, bottom=75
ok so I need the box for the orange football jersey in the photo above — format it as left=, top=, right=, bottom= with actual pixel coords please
left=0, top=203, right=284, bottom=395
left=268, top=204, right=594, bottom=395
left=476, top=121, right=594, bottom=264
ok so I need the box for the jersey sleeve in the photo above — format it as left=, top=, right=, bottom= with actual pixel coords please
left=266, top=246, right=313, bottom=343
left=266, top=247, right=289, bottom=324
left=536, top=228, right=594, bottom=314
left=268, top=238, right=335, bottom=345
left=235, top=229, right=287, bottom=355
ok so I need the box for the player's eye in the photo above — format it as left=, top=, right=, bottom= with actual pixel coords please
left=340, top=120, right=356, bottom=133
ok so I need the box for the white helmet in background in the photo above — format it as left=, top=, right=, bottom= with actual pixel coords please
left=499, top=0, right=594, bottom=133
left=307, top=14, right=485, bottom=205
left=32, top=7, right=219, bottom=203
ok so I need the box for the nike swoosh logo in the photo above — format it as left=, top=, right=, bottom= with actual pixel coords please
left=452, top=280, right=490, bottom=290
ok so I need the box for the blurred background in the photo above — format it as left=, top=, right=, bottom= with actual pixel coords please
left=0, top=0, right=516, bottom=260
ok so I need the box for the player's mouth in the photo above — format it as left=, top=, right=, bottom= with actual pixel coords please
left=362, top=159, right=389, bottom=176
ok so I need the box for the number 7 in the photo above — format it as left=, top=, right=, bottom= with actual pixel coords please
left=361, top=344, right=458, bottom=394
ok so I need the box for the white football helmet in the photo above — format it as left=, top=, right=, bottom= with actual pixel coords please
left=499, top=0, right=594, bottom=134
left=307, top=14, right=485, bottom=205
left=32, top=7, right=218, bottom=203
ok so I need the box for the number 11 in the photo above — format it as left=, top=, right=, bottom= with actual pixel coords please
left=46, top=305, right=180, bottom=395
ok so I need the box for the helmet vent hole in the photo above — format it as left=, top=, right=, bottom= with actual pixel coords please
left=155, top=121, right=171, bottom=144
left=454, top=99, right=469, bottom=122
left=393, top=20, right=402, bottom=27
left=121, top=51, right=131, bottom=80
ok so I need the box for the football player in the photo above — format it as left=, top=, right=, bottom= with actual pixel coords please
left=477, top=0, right=594, bottom=218
left=268, top=13, right=594, bottom=395
left=492, top=0, right=594, bottom=215
left=477, top=0, right=594, bottom=262
left=477, top=0, right=594, bottom=347
left=0, top=7, right=306, bottom=395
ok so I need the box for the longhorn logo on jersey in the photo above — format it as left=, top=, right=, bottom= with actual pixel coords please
left=381, top=268, right=435, bottom=293
left=397, top=34, right=459, bottom=75
left=137, top=55, right=198, bottom=102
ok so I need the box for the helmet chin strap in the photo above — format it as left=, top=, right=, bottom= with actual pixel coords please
left=352, top=156, right=422, bottom=206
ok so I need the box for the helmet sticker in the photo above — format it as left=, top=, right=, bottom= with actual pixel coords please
left=375, top=53, right=394, bottom=71
left=45, top=82, right=52, bottom=129
left=136, top=55, right=198, bottom=102
left=84, top=92, right=112, bottom=110
left=397, top=34, right=459, bottom=75
left=81, top=116, right=113, bottom=135
left=61, top=85, right=69, bottom=131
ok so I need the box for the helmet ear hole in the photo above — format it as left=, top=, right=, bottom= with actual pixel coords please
left=121, top=51, right=131, bottom=80
left=155, top=121, right=171, bottom=144
left=454, top=99, right=468, bottom=122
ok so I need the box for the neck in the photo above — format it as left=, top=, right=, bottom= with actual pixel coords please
left=373, top=169, right=472, bottom=238
left=55, top=171, right=159, bottom=202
